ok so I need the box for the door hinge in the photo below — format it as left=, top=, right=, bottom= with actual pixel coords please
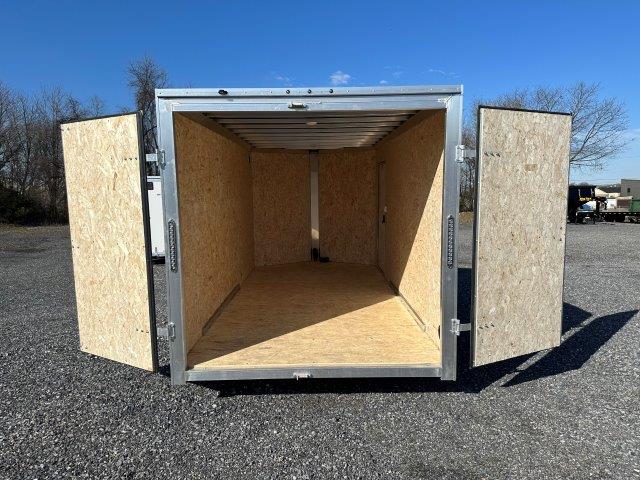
left=450, top=318, right=470, bottom=336
left=167, top=322, right=176, bottom=341
left=157, top=149, right=166, bottom=169
left=158, top=322, right=176, bottom=341
left=455, top=145, right=465, bottom=163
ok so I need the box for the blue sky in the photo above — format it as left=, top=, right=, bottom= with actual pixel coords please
left=1, top=0, right=638, bottom=183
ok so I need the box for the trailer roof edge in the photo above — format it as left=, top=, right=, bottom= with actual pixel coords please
left=156, top=85, right=463, bottom=98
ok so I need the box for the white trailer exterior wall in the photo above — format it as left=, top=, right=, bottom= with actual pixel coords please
left=146, top=176, right=165, bottom=257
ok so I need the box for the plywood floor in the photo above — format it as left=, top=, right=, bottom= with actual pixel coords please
left=187, top=262, right=440, bottom=370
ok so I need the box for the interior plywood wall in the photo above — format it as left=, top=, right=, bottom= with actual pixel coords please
left=251, top=150, right=310, bottom=266
left=318, top=149, right=378, bottom=265
left=175, top=114, right=254, bottom=351
left=376, top=111, right=445, bottom=346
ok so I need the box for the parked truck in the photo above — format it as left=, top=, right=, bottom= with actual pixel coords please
left=568, top=184, right=640, bottom=223
left=600, top=197, right=640, bottom=223
left=567, top=184, right=602, bottom=223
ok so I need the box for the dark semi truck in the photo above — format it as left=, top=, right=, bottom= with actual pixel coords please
left=568, top=184, right=639, bottom=223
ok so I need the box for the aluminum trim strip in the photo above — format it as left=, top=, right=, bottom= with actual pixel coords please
left=185, top=365, right=443, bottom=381
left=157, top=84, right=462, bottom=98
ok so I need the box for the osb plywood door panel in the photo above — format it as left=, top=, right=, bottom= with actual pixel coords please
left=61, top=113, right=155, bottom=371
left=376, top=111, right=445, bottom=346
left=318, top=150, right=377, bottom=265
left=252, top=151, right=310, bottom=266
left=473, top=108, right=571, bottom=366
left=175, top=114, right=254, bottom=352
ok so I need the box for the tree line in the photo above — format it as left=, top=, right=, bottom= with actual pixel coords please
left=0, top=83, right=105, bottom=223
left=0, top=58, right=630, bottom=222
left=0, top=56, right=167, bottom=224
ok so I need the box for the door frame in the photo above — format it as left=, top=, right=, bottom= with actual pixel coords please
left=156, top=87, right=462, bottom=384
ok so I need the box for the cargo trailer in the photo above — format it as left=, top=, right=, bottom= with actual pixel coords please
left=60, top=85, right=572, bottom=385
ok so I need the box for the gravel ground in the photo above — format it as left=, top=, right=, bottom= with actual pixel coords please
left=1, top=222, right=639, bottom=479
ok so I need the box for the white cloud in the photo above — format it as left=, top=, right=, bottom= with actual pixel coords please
left=428, top=68, right=458, bottom=78
left=379, top=80, right=388, bottom=85
left=383, top=65, right=405, bottom=80
left=330, top=70, right=351, bottom=86
left=272, top=72, right=292, bottom=86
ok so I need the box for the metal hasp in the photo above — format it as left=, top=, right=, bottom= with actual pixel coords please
left=155, top=85, right=463, bottom=384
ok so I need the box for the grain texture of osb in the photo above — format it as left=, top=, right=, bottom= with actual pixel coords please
left=251, top=151, right=310, bottom=266
left=61, top=113, right=155, bottom=370
left=318, top=149, right=377, bottom=265
left=174, top=113, right=254, bottom=352
left=376, top=111, right=445, bottom=346
left=187, top=262, right=440, bottom=369
left=473, top=108, right=571, bottom=366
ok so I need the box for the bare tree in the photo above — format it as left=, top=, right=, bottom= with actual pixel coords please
left=87, top=95, right=105, bottom=117
left=33, top=87, right=87, bottom=221
left=0, top=81, right=102, bottom=223
left=0, top=82, right=18, bottom=176
left=11, top=93, right=39, bottom=195
left=127, top=56, right=168, bottom=153
left=459, top=82, right=630, bottom=211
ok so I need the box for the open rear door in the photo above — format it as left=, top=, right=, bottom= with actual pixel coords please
left=472, top=106, right=571, bottom=366
left=61, top=112, right=158, bottom=371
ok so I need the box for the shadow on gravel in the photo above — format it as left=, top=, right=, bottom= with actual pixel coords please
left=192, top=268, right=637, bottom=397
left=504, top=308, right=638, bottom=386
